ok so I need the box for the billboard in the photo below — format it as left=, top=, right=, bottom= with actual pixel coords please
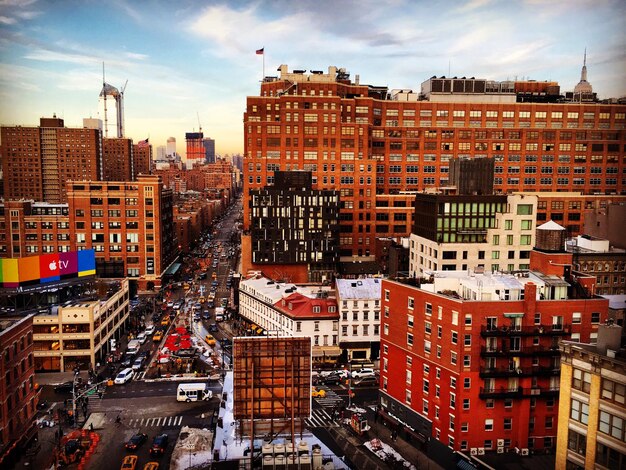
left=0, top=249, right=96, bottom=288
left=233, top=336, right=311, bottom=436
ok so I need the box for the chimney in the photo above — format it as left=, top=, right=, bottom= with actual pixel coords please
left=524, top=282, right=537, bottom=317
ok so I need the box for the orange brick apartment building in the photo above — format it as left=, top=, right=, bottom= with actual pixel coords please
left=243, top=65, right=626, bottom=269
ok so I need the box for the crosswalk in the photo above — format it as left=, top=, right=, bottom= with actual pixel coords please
left=313, top=386, right=345, bottom=410
left=305, top=408, right=338, bottom=429
left=126, top=415, right=184, bottom=427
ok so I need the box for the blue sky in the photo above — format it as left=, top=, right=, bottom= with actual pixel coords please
left=1, top=0, right=624, bottom=156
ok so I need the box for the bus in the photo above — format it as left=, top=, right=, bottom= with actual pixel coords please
left=176, top=383, right=213, bottom=402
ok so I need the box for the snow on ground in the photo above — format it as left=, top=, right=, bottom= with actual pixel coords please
left=170, top=426, right=214, bottom=470
left=364, top=439, right=417, bottom=470
left=345, top=405, right=367, bottom=414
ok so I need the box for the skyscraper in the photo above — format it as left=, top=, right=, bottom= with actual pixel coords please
left=166, top=136, right=176, bottom=157
left=203, top=137, right=216, bottom=163
left=185, top=132, right=204, bottom=169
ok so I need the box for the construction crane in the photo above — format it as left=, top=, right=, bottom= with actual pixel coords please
left=100, top=63, right=128, bottom=138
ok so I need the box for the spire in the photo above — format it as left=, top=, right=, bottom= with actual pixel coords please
left=581, top=48, right=587, bottom=82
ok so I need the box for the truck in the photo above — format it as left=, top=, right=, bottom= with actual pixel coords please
left=214, top=307, right=225, bottom=322
left=176, top=383, right=213, bottom=402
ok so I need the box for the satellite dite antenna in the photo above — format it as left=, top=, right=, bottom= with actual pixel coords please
left=99, top=62, right=128, bottom=138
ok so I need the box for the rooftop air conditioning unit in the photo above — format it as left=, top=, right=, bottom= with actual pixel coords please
left=521, top=448, right=529, bottom=456
left=470, top=448, right=478, bottom=455
left=477, top=448, right=485, bottom=455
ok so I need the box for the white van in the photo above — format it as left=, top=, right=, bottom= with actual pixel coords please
left=176, top=383, right=213, bottom=402
left=114, top=368, right=134, bottom=384
left=136, top=332, right=147, bottom=344
left=127, top=340, right=141, bottom=355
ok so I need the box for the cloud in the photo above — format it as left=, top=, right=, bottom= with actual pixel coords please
left=456, top=0, right=494, bottom=12
left=0, top=15, right=15, bottom=24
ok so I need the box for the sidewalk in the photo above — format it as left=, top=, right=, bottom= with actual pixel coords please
left=366, top=407, right=444, bottom=470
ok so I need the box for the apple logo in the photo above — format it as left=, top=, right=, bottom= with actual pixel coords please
left=49, top=261, right=57, bottom=271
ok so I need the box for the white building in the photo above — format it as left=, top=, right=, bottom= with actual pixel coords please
left=409, top=193, right=538, bottom=276
left=335, top=278, right=382, bottom=362
left=238, top=276, right=341, bottom=363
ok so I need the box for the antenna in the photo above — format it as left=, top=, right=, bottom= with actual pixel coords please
left=197, top=112, right=202, bottom=133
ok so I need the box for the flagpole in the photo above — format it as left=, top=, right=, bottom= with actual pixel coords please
left=262, top=49, right=265, bottom=81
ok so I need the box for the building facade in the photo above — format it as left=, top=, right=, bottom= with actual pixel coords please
left=246, top=171, right=339, bottom=283
left=0, top=314, right=37, bottom=466
left=567, top=234, right=626, bottom=295
left=409, top=193, right=537, bottom=275
left=238, top=276, right=341, bottom=363
left=555, top=325, right=625, bottom=469
left=185, top=132, right=204, bottom=169
left=102, top=137, right=134, bottom=181
left=335, top=278, right=382, bottom=363
left=379, top=248, right=609, bottom=454
left=32, top=279, right=130, bottom=372
left=133, top=141, right=152, bottom=176
left=243, top=65, right=626, bottom=270
left=1, top=117, right=102, bottom=203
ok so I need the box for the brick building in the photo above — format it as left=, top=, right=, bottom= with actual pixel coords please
left=0, top=314, right=37, bottom=466
left=133, top=140, right=152, bottom=176
left=67, top=175, right=177, bottom=288
left=243, top=64, right=626, bottom=267
left=1, top=117, right=102, bottom=203
left=0, top=176, right=177, bottom=289
left=379, top=243, right=609, bottom=455
left=102, top=137, right=134, bottom=181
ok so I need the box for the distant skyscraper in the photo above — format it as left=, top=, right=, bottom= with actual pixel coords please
left=185, top=132, right=204, bottom=169
left=166, top=137, right=176, bottom=157
left=156, top=145, right=166, bottom=160
left=203, top=137, right=216, bottom=163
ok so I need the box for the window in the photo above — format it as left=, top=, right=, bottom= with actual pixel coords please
left=602, top=378, right=626, bottom=405
left=451, top=332, right=458, bottom=344
left=485, top=419, right=493, bottom=431
left=425, top=321, right=432, bottom=334
left=599, top=411, right=625, bottom=441
left=464, top=378, right=471, bottom=389
left=572, top=368, right=591, bottom=393
left=463, top=398, right=470, bottom=410
left=464, top=334, right=471, bottom=347
left=408, top=315, right=414, bottom=328
left=407, top=333, right=414, bottom=346
left=591, top=312, right=601, bottom=323
left=423, top=379, right=429, bottom=394
left=570, top=399, right=589, bottom=424
left=504, top=418, right=512, bottom=430
left=451, top=352, right=457, bottom=365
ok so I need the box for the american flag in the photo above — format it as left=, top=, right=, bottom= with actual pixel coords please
left=138, top=138, right=149, bottom=148
left=256, top=48, right=264, bottom=55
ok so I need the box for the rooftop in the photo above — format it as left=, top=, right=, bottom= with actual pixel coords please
left=336, top=278, right=383, bottom=300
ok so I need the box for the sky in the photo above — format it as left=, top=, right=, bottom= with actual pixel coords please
left=0, top=0, right=625, bottom=157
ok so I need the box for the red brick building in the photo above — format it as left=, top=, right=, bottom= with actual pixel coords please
left=243, top=65, right=626, bottom=264
left=1, top=117, right=102, bottom=203
left=102, top=137, right=133, bottom=181
left=0, top=314, right=37, bottom=466
left=67, top=175, right=177, bottom=289
left=379, top=248, right=609, bottom=455
left=133, top=141, right=152, bottom=176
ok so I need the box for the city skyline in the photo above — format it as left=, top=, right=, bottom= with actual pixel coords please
left=1, top=0, right=625, bottom=157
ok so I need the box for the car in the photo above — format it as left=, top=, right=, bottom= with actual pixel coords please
left=205, top=334, right=216, bottom=347
left=202, top=311, right=210, bottom=320
left=153, top=331, right=163, bottom=342
left=125, top=433, right=148, bottom=451
left=121, top=455, right=138, bottom=470
left=54, top=381, right=75, bottom=394
left=138, top=350, right=150, bottom=359
left=121, top=356, right=134, bottom=368
left=166, top=302, right=174, bottom=308
left=208, top=324, right=218, bottom=333
left=142, top=463, right=159, bottom=470
left=144, top=325, right=156, bottom=336
left=311, top=387, right=326, bottom=398
left=115, top=368, right=134, bottom=385
left=353, top=376, right=378, bottom=387
left=149, top=434, right=169, bottom=456
left=136, top=333, right=147, bottom=344
left=132, top=357, right=144, bottom=371
left=323, top=374, right=342, bottom=386
left=351, top=368, right=376, bottom=379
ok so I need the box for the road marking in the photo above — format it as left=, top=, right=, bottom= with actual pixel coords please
left=167, top=416, right=173, bottom=425
left=140, top=418, right=145, bottom=426
left=175, top=416, right=183, bottom=426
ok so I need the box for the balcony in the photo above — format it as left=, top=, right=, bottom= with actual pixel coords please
left=480, top=345, right=561, bottom=357
left=479, top=366, right=561, bottom=378
left=479, top=387, right=524, bottom=399
left=480, top=324, right=571, bottom=337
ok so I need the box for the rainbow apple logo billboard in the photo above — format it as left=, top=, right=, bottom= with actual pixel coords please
left=0, top=249, right=95, bottom=288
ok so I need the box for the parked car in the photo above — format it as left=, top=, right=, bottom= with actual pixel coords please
left=351, top=368, right=376, bottom=379
left=132, top=357, right=144, bottom=371
left=353, top=376, right=378, bottom=387
left=323, top=374, right=342, bottom=386
left=144, top=325, right=156, bottom=336
left=149, top=434, right=169, bottom=456
left=125, top=433, right=148, bottom=450
left=208, top=324, right=218, bottom=333
left=142, top=463, right=159, bottom=470
left=136, top=333, right=147, bottom=344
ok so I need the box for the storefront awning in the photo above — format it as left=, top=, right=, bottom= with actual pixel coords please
left=164, top=262, right=181, bottom=276
left=312, top=346, right=342, bottom=357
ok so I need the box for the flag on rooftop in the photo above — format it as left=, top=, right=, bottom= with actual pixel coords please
left=138, top=138, right=149, bottom=148
left=256, top=48, right=264, bottom=55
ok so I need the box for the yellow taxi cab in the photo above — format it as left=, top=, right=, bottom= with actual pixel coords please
left=153, top=331, right=163, bottom=342
left=161, top=317, right=170, bottom=327
left=143, top=463, right=159, bottom=470
left=183, top=282, right=190, bottom=291
left=205, top=334, right=216, bottom=347
left=212, top=272, right=217, bottom=280
left=199, top=296, right=206, bottom=304
left=121, top=455, right=137, bottom=470
left=311, top=387, right=326, bottom=398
